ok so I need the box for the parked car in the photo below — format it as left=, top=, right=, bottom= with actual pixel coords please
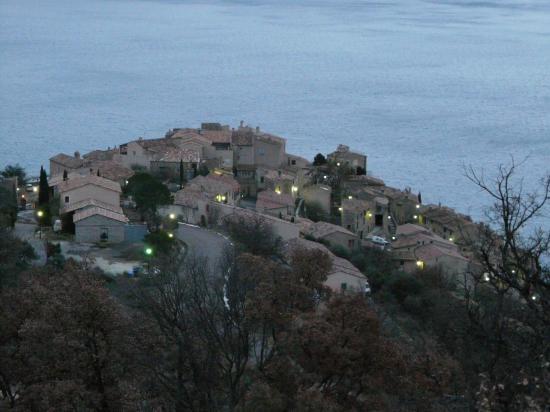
left=367, top=235, right=389, bottom=246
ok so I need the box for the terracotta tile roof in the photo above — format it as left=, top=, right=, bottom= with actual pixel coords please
left=49, top=172, right=84, bottom=187
left=57, top=175, right=122, bottom=194
left=62, top=199, right=123, bottom=214
left=305, top=221, right=357, bottom=239
left=186, top=174, right=240, bottom=196
left=92, top=161, right=134, bottom=182
left=50, top=153, right=85, bottom=169
left=200, top=129, right=232, bottom=144
left=74, top=206, right=128, bottom=224
left=256, top=190, right=295, bottom=211
left=157, top=148, right=200, bottom=163
left=83, top=149, right=115, bottom=161
left=174, top=189, right=208, bottom=208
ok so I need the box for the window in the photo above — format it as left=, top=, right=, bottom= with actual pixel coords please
left=291, top=159, right=296, bottom=165
left=64, top=196, right=69, bottom=203
left=260, top=176, right=264, bottom=183
left=100, top=227, right=109, bottom=241
left=375, top=214, right=383, bottom=227
left=341, top=282, right=347, bottom=291
left=258, top=148, right=265, bottom=156
left=400, top=260, right=405, bottom=266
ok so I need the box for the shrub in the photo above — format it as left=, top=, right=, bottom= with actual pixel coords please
left=330, top=244, right=351, bottom=260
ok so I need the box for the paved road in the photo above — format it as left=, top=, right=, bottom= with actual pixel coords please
left=176, top=223, right=232, bottom=272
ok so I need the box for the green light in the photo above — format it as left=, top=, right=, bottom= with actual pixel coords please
left=145, top=247, right=153, bottom=256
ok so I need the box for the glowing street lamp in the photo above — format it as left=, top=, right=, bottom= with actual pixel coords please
left=416, top=260, right=424, bottom=270
left=483, top=272, right=490, bottom=282
left=415, top=204, right=420, bottom=209
left=291, top=185, right=298, bottom=193
left=413, top=215, right=418, bottom=220
left=169, top=213, right=176, bottom=220
left=338, top=207, right=343, bottom=212
left=168, top=233, right=174, bottom=239
left=32, top=186, right=38, bottom=193
left=37, top=210, right=44, bottom=239
left=449, top=237, right=454, bottom=242
left=348, top=195, right=353, bottom=200
left=145, top=247, right=153, bottom=256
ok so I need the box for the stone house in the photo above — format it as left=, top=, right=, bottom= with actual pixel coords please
left=341, top=196, right=389, bottom=241
left=327, top=144, right=367, bottom=173
left=303, top=221, right=358, bottom=251
left=56, top=175, right=127, bottom=242
left=49, top=152, right=86, bottom=177
left=182, top=173, right=241, bottom=206
left=256, top=190, right=295, bottom=218
left=74, top=207, right=128, bottom=243
left=391, top=224, right=470, bottom=275
left=420, top=205, right=479, bottom=256
left=149, top=148, right=200, bottom=181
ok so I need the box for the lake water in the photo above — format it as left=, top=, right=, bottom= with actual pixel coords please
left=1, top=0, right=549, bottom=220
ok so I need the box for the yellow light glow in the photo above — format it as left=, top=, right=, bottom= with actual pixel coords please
left=416, top=204, right=420, bottom=209
left=366, top=211, right=372, bottom=218
left=336, top=162, right=341, bottom=166
left=416, top=260, right=424, bottom=269
left=348, top=195, right=353, bottom=200
left=16, top=187, right=20, bottom=192
left=32, top=186, right=38, bottom=193
left=449, top=237, right=454, bottom=242
left=168, top=233, right=174, bottom=238
left=169, top=213, right=176, bottom=220
left=275, top=187, right=281, bottom=195
left=413, top=215, right=418, bottom=219
left=291, top=185, right=298, bottom=192
left=37, top=210, right=44, bottom=217
left=221, top=195, right=226, bottom=201
left=145, top=247, right=153, bottom=256
left=338, top=207, right=343, bottom=212
left=483, top=272, right=490, bottom=282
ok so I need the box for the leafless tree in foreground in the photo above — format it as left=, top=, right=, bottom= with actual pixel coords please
left=464, top=159, right=549, bottom=411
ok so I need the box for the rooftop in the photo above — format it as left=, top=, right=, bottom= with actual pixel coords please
left=73, top=206, right=128, bottom=224
left=305, top=221, right=356, bottom=239
left=57, top=175, right=122, bottom=194
left=50, top=153, right=85, bottom=169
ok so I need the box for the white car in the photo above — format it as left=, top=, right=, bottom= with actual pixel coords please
left=367, top=235, right=389, bottom=246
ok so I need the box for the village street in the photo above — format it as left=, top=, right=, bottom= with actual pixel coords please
left=176, top=222, right=231, bottom=271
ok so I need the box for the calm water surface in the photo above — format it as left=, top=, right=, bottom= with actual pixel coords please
left=1, top=0, right=549, bottom=220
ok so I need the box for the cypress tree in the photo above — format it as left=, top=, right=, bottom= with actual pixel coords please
left=418, top=192, right=422, bottom=204
left=38, top=166, right=49, bottom=206
left=63, top=169, right=68, bottom=181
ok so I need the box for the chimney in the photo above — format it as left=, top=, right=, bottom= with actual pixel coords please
left=255, top=126, right=260, bottom=133
left=74, top=151, right=80, bottom=159
left=240, top=120, right=244, bottom=128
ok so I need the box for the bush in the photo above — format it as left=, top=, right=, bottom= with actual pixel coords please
left=386, top=272, right=423, bottom=303
left=330, top=244, right=351, bottom=260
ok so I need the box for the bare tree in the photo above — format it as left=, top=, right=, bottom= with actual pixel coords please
left=464, top=159, right=549, bottom=410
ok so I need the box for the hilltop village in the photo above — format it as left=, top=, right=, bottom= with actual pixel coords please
left=2, top=121, right=548, bottom=411
left=13, top=121, right=480, bottom=292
